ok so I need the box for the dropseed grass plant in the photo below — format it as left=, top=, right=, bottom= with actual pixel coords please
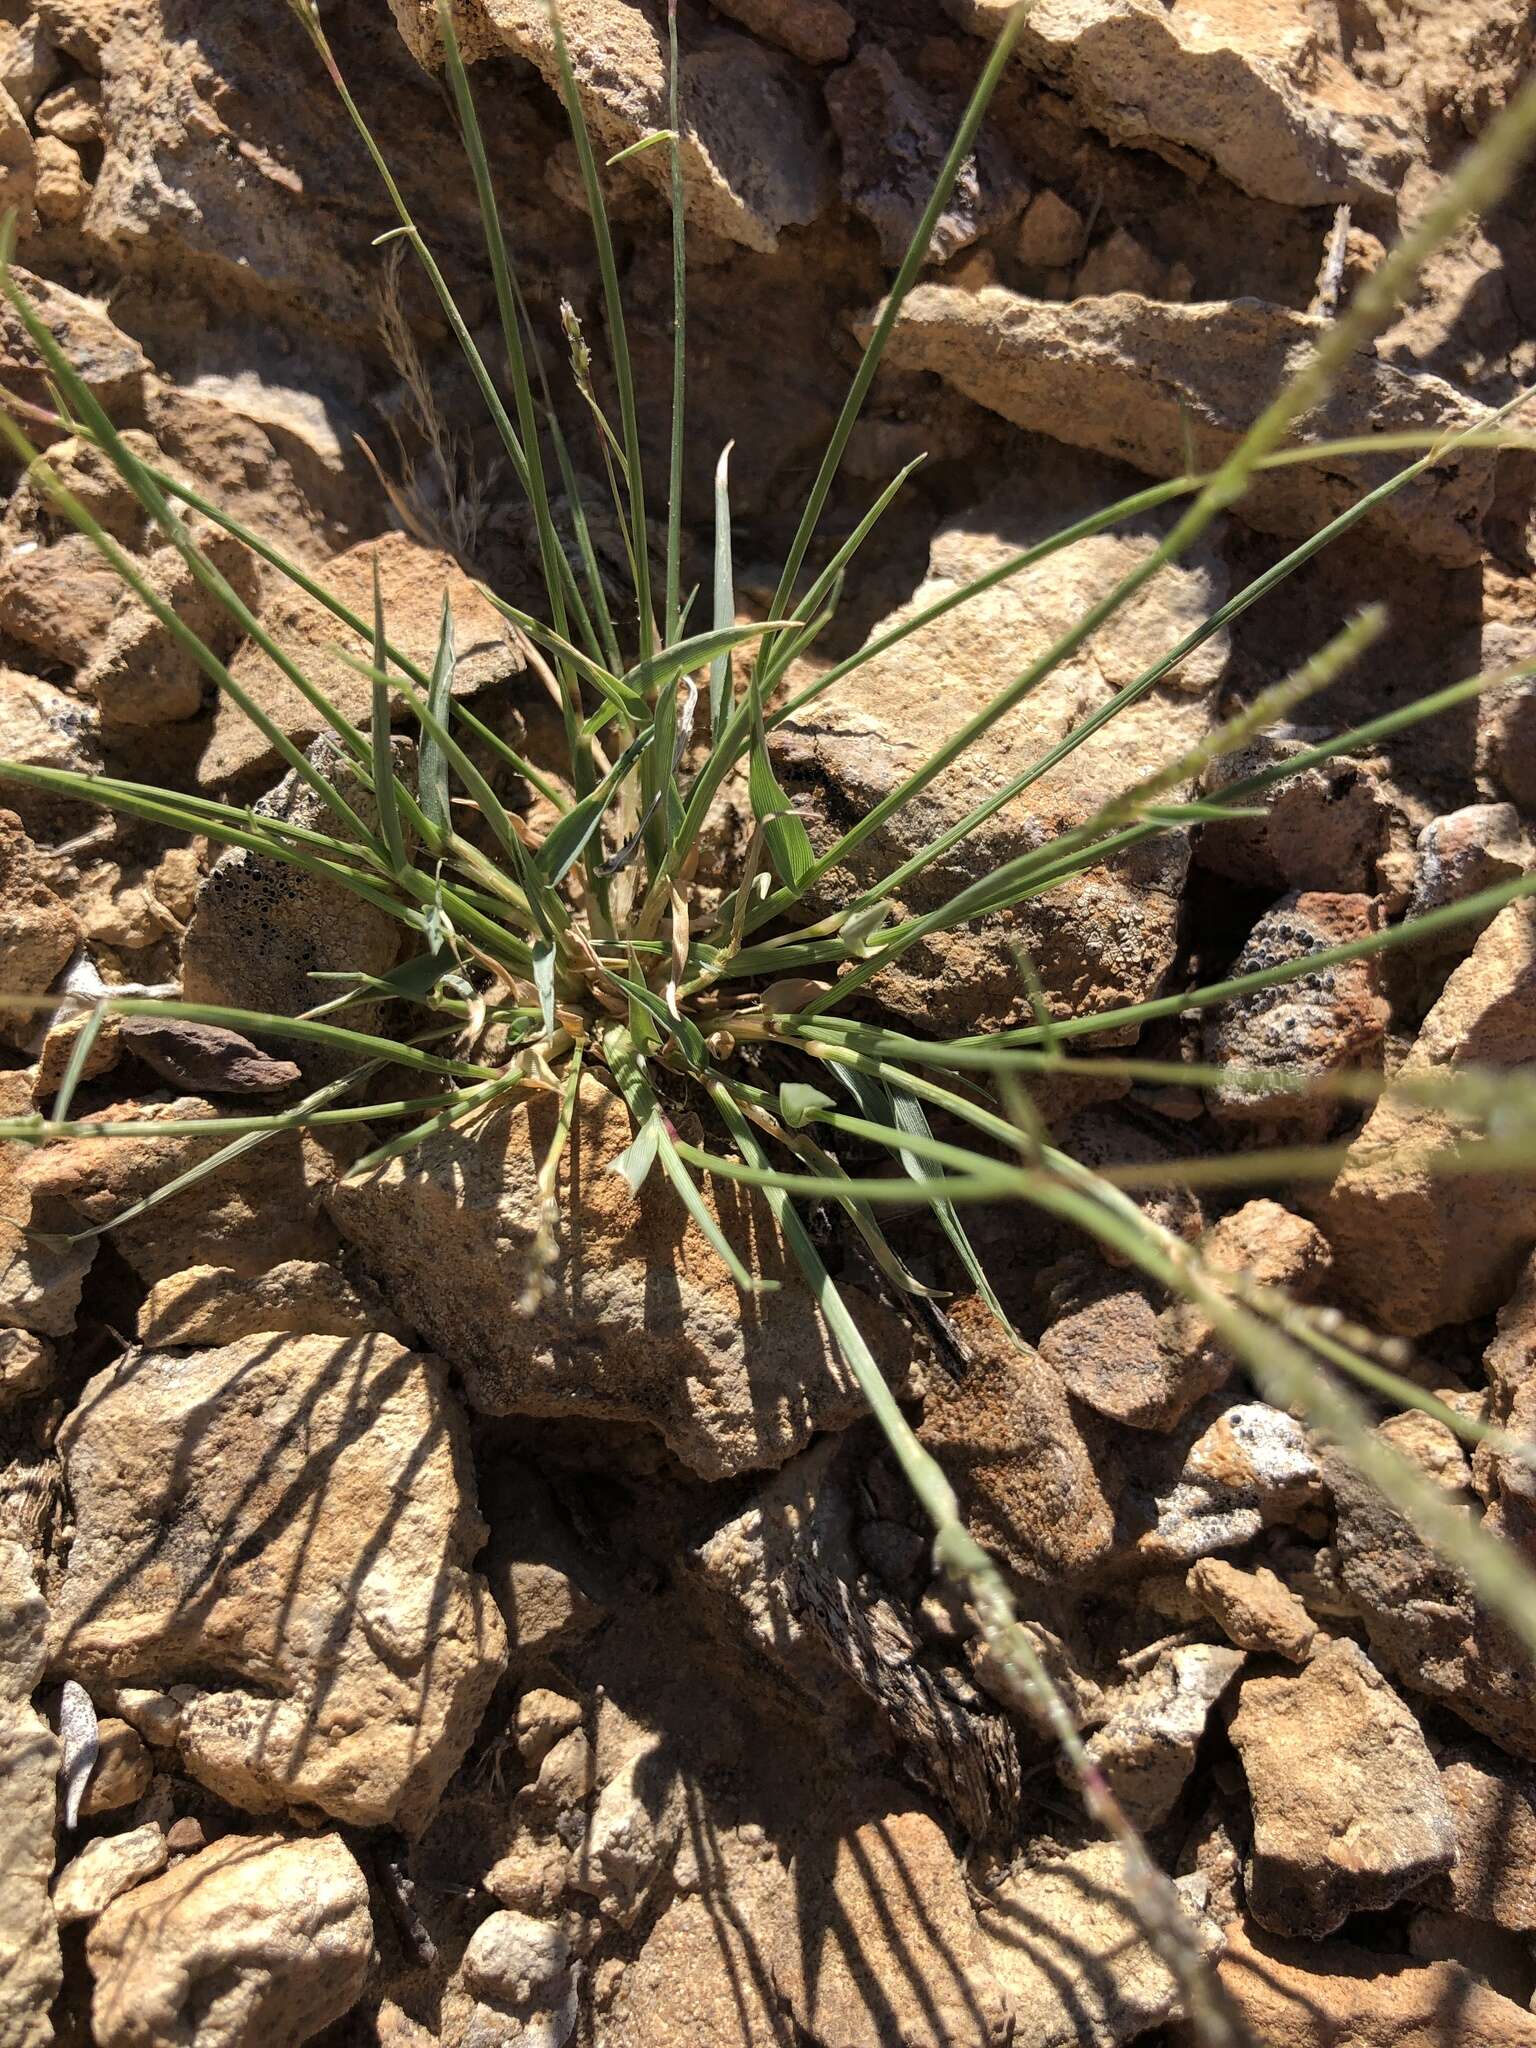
left=7, top=2, right=1536, bottom=2027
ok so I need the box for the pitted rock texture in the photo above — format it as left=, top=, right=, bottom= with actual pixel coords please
left=328, top=1075, right=919, bottom=1480
left=1227, top=1638, right=1456, bottom=1938
left=50, top=1330, right=506, bottom=1832
left=85, top=1833, right=372, bottom=2048
left=773, top=481, right=1230, bottom=1032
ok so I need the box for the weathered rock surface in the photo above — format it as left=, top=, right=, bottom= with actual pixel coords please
left=1187, top=1558, right=1317, bottom=1663
left=1008, top=0, right=1412, bottom=207
left=1215, top=1917, right=1536, bottom=2048
left=918, top=1299, right=1117, bottom=1583
left=1121, top=1398, right=1324, bottom=1570
left=826, top=45, right=1015, bottom=266
left=199, top=530, right=520, bottom=788
left=0, top=804, right=79, bottom=999
left=51, top=1330, right=506, bottom=1831
left=23, top=1094, right=347, bottom=1286
left=395, top=0, right=834, bottom=253
left=0, top=1326, right=53, bottom=1409
left=135, top=1258, right=405, bottom=1347
left=1198, top=730, right=1396, bottom=894
left=329, top=1076, right=917, bottom=1480
left=79, top=1716, right=153, bottom=1816
left=1204, top=892, right=1389, bottom=1137
left=1038, top=1201, right=1329, bottom=1431
left=606, top=1887, right=789, bottom=2047
left=1477, top=1247, right=1536, bottom=1551
left=1227, top=1638, right=1455, bottom=1938
left=0, top=1538, right=60, bottom=2048
left=1428, top=1748, right=1536, bottom=1934
left=1082, top=1641, right=1245, bottom=1828
left=53, top=1822, right=169, bottom=1925
left=773, top=481, right=1229, bottom=1032
left=569, top=1737, right=685, bottom=1927
left=869, top=290, right=1495, bottom=564
left=86, top=1832, right=372, bottom=2048
left=1328, top=1430, right=1536, bottom=1761
left=978, top=1843, right=1220, bottom=2048
left=771, top=1808, right=1006, bottom=2048
left=460, top=1909, right=577, bottom=2041
left=1316, top=901, right=1536, bottom=1334
left=0, top=266, right=148, bottom=416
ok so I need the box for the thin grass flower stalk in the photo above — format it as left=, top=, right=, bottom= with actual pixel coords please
left=3, top=4, right=1536, bottom=2035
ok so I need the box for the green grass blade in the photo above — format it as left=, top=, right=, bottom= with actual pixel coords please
left=418, top=592, right=455, bottom=838
left=709, top=443, right=735, bottom=736
left=370, top=554, right=409, bottom=874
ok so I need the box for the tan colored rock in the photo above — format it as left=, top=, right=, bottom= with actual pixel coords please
left=917, top=1297, right=1118, bottom=1583
left=1199, top=730, right=1395, bottom=894
left=33, top=130, right=84, bottom=223
left=460, top=1909, right=575, bottom=2036
left=0, top=15, right=59, bottom=117
left=1016, top=188, right=1086, bottom=267
left=1204, top=892, right=1389, bottom=1138
left=607, top=1888, right=789, bottom=2047
left=483, top=1457, right=607, bottom=1661
left=1227, top=1638, right=1454, bottom=1938
left=79, top=529, right=259, bottom=728
left=24, top=1094, right=347, bottom=1287
left=0, top=671, right=104, bottom=835
left=1409, top=802, right=1527, bottom=924
left=79, top=1717, right=153, bottom=1816
left=773, top=481, right=1229, bottom=1032
left=979, top=1844, right=1219, bottom=2047
left=329, top=1076, right=916, bottom=1481
left=1316, top=901, right=1536, bottom=1334
left=86, top=1832, right=371, bottom=2048
left=0, top=1538, right=60, bottom=2048
left=1329, top=1427, right=1536, bottom=1760
left=1082, top=1641, right=1245, bottom=1828
left=568, top=1737, right=683, bottom=1926
left=183, top=737, right=406, bottom=1077
left=0, top=266, right=147, bottom=419
left=135, top=1259, right=403, bottom=1347
left=34, top=80, right=103, bottom=145
left=53, top=1822, right=169, bottom=1925
left=710, top=0, right=851, bottom=64
left=0, top=806, right=80, bottom=999
left=867, top=288, right=1494, bottom=565
left=1215, top=1916, right=1536, bottom=2048
left=1187, top=1559, right=1317, bottom=1662
left=1076, top=226, right=1163, bottom=297
left=0, top=1118, right=96, bottom=1338
left=1121, top=1398, right=1323, bottom=1571
left=51, top=1330, right=506, bottom=1832
left=1039, top=1201, right=1328, bottom=1433
left=1009, top=0, right=1411, bottom=206
left=394, top=0, right=834, bottom=254
left=1429, top=1750, right=1536, bottom=1933
left=1477, top=1248, right=1536, bottom=1550
left=771, top=1808, right=1006, bottom=2047
left=0, top=1327, right=53, bottom=1409
left=199, top=531, right=519, bottom=785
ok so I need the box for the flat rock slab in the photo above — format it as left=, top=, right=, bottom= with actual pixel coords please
left=50, top=1329, right=506, bottom=1832
left=867, top=289, right=1494, bottom=565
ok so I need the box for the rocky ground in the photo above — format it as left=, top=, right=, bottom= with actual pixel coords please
left=2, top=0, right=1536, bottom=2044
